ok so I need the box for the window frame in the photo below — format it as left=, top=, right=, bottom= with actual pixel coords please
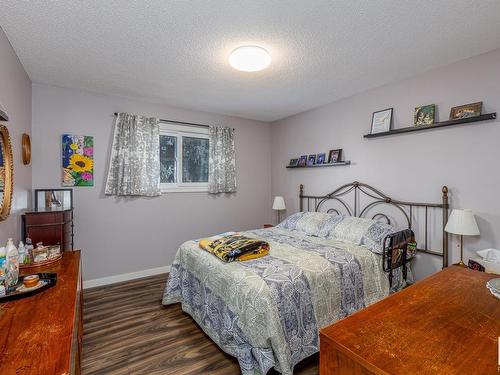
left=159, top=122, right=209, bottom=193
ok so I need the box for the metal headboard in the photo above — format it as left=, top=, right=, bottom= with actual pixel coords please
left=299, top=181, right=449, bottom=268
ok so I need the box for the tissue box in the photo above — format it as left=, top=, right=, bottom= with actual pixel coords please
left=471, top=257, right=500, bottom=275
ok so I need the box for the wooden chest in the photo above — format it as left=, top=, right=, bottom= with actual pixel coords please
left=320, top=266, right=500, bottom=375
left=22, top=209, right=74, bottom=250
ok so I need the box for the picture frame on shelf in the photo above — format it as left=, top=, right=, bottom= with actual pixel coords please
left=370, top=108, right=393, bottom=134
left=307, top=154, right=316, bottom=166
left=316, top=153, right=326, bottom=165
left=288, top=158, right=299, bottom=167
left=328, top=149, right=342, bottom=163
left=298, top=155, right=307, bottom=167
left=414, top=104, right=435, bottom=126
left=449, top=102, right=482, bottom=120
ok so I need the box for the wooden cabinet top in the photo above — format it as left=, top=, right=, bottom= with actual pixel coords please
left=0, top=251, right=81, bottom=375
left=320, top=266, right=500, bottom=375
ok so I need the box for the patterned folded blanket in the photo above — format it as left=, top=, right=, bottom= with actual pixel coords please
left=199, top=234, right=269, bottom=262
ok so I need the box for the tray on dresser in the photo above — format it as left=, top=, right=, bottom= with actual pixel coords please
left=0, top=273, right=57, bottom=303
left=20, top=254, right=62, bottom=270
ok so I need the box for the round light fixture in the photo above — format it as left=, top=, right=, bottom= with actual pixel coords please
left=229, top=46, right=271, bottom=72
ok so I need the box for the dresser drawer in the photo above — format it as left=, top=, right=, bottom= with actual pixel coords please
left=24, top=211, right=65, bottom=226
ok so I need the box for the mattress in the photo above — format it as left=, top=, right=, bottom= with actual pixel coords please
left=163, top=227, right=395, bottom=375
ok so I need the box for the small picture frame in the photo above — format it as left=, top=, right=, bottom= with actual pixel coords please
left=449, top=102, right=482, bottom=120
left=328, top=149, right=342, bottom=163
left=316, top=153, right=326, bottom=165
left=288, top=158, right=299, bottom=167
left=307, top=154, right=316, bottom=166
left=370, top=108, right=393, bottom=134
left=414, top=104, right=435, bottom=126
left=298, top=155, right=307, bottom=167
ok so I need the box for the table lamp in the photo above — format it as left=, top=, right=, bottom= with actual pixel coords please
left=272, top=196, right=286, bottom=224
left=444, top=209, right=480, bottom=267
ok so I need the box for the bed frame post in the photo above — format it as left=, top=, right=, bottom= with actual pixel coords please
left=299, top=184, right=304, bottom=212
left=442, top=186, right=449, bottom=268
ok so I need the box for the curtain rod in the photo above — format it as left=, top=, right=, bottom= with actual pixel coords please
left=113, top=112, right=212, bottom=129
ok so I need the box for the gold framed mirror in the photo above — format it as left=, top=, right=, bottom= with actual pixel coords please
left=0, top=124, right=14, bottom=221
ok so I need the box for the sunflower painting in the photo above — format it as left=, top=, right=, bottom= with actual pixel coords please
left=62, top=134, right=94, bottom=186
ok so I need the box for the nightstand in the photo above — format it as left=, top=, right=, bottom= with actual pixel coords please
left=263, top=224, right=274, bottom=228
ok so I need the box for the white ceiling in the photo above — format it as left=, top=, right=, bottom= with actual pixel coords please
left=1, top=1, right=500, bottom=122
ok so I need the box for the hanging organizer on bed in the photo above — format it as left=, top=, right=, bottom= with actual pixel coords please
left=383, top=229, right=417, bottom=288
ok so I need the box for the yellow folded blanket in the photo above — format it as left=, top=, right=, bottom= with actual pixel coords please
left=199, top=234, right=269, bottom=262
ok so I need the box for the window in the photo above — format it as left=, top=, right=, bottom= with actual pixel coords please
left=159, top=122, right=209, bottom=192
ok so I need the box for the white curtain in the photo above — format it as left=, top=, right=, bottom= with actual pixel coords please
left=105, top=112, right=161, bottom=196
left=208, top=126, right=236, bottom=194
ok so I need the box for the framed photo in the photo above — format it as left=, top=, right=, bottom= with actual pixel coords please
left=298, top=155, right=307, bottom=167
left=370, top=108, right=392, bottom=134
left=328, top=149, right=342, bottom=163
left=288, top=158, right=299, bottom=167
left=449, top=102, right=482, bottom=120
left=316, top=153, right=326, bottom=165
left=307, top=154, right=316, bottom=166
left=414, top=104, right=435, bottom=126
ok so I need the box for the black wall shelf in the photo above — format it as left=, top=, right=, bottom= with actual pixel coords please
left=286, top=161, right=351, bottom=169
left=364, top=113, right=496, bottom=139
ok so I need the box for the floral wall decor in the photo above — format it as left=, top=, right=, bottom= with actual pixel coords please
left=62, top=134, right=94, bottom=186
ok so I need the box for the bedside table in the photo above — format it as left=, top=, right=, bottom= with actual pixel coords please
left=263, top=224, right=274, bottom=228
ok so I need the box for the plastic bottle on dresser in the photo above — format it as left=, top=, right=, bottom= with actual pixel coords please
left=5, top=238, right=19, bottom=290
left=0, top=246, right=6, bottom=296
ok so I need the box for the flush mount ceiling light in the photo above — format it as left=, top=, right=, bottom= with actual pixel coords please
left=229, top=46, right=271, bottom=72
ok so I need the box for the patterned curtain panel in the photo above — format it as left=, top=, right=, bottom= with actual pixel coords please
left=105, top=112, right=161, bottom=196
left=208, top=126, right=236, bottom=194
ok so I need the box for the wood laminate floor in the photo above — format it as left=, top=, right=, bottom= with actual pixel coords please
left=83, top=273, right=318, bottom=375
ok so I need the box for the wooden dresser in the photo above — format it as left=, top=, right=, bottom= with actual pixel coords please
left=22, top=208, right=74, bottom=250
left=320, top=266, right=500, bottom=375
left=0, top=251, right=83, bottom=375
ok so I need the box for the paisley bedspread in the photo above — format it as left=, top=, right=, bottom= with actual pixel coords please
left=162, top=227, right=393, bottom=375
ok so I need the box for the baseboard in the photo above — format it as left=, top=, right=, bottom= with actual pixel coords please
left=83, top=265, right=171, bottom=289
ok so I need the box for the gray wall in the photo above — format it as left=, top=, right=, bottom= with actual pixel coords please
left=271, top=48, right=500, bottom=280
left=32, top=84, right=272, bottom=281
left=14, top=30, right=500, bottom=282
left=0, top=27, right=32, bottom=244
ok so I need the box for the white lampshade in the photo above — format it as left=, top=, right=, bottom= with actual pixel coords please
left=445, top=209, right=480, bottom=236
left=272, top=196, right=286, bottom=210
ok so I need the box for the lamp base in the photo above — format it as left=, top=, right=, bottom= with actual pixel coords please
left=454, top=260, right=467, bottom=268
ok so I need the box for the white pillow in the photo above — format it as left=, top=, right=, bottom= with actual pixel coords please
left=330, top=217, right=373, bottom=244
left=330, top=217, right=396, bottom=254
left=278, top=212, right=343, bottom=237
left=295, top=212, right=334, bottom=237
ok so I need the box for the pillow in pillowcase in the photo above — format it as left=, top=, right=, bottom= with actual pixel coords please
left=277, top=212, right=306, bottom=231
left=360, top=221, right=395, bottom=254
left=330, top=217, right=373, bottom=244
left=330, top=216, right=395, bottom=254
left=295, top=212, right=338, bottom=237
left=317, top=213, right=344, bottom=238
left=278, top=212, right=343, bottom=237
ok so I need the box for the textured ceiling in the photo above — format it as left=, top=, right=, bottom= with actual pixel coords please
left=1, top=1, right=500, bottom=122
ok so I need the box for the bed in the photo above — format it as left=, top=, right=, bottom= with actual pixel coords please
left=162, top=181, right=449, bottom=375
